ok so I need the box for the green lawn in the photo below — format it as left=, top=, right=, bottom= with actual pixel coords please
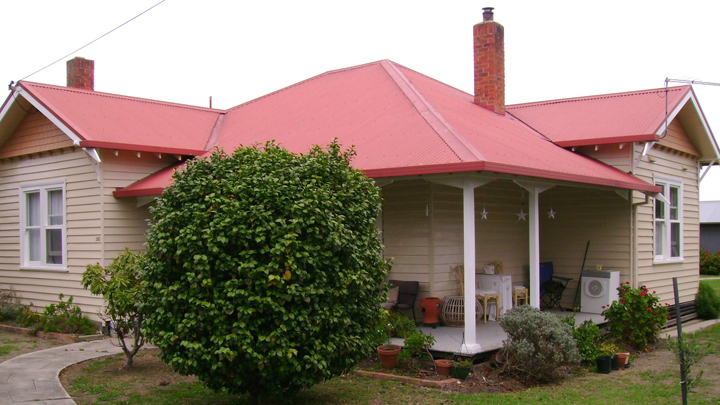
left=700, top=279, right=720, bottom=296
left=63, top=324, right=720, bottom=405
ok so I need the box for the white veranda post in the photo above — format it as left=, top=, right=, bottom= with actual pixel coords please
left=515, top=181, right=553, bottom=309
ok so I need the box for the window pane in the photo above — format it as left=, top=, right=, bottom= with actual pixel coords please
left=46, top=229, right=63, bottom=264
left=670, top=187, right=679, bottom=220
left=28, top=229, right=40, bottom=261
left=671, top=223, right=680, bottom=257
left=27, top=192, right=40, bottom=226
left=48, top=190, right=64, bottom=225
left=655, top=184, right=665, bottom=219
left=655, top=222, right=664, bottom=256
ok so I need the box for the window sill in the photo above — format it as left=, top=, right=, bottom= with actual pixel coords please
left=20, top=266, right=68, bottom=272
left=653, top=258, right=685, bottom=265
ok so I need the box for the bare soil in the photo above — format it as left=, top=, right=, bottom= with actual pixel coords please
left=60, top=348, right=201, bottom=405
left=0, top=329, right=66, bottom=362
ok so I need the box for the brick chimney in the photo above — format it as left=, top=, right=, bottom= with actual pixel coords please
left=473, top=7, right=504, bottom=115
left=66, top=57, right=94, bottom=91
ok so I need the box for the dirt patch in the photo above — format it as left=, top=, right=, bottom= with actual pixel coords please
left=0, top=329, right=66, bottom=362
left=60, top=348, right=199, bottom=405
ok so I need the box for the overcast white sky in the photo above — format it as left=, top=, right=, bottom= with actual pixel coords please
left=2, top=0, right=719, bottom=200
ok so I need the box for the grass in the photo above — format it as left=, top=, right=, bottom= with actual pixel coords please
left=699, top=278, right=720, bottom=296
left=63, top=325, right=720, bottom=405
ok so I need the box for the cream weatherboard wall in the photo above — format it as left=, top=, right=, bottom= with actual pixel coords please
left=633, top=138, right=700, bottom=304
left=0, top=112, right=179, bottom=318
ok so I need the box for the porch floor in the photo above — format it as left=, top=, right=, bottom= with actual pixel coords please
left=390, top=311, right=606, bottom=356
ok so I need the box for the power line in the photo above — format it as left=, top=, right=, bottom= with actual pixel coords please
left=17, top=0, right=166, bottom=83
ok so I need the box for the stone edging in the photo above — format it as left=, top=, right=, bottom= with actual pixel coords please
left=0, top=324, right=105, bottom=343
left=354, top=369, right=460, bottom=388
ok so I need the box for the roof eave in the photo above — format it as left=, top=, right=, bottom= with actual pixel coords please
left=363, top=161, right=660, bottom=193
left=79, top=140, right=205, bottom=156
left=556, top=134, right=659, bottom=148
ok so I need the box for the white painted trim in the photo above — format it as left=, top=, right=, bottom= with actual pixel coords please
left=373, top=179, right=394, bottom=188
left=19, top=181, right=67, bottom=270
left=699, top=160, right=717, bottom=182
left=136, top=196, right=156, bottom=207
left=14, top=87, right=83, bottom=145
left=82, top=147, right=102, bottom=182
left=633, top=141, right=656, bottom=172
left=615, top=190, right=630, bottom=201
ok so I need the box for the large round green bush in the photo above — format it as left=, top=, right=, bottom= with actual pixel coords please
left=143, top=141, right=390, bottom=397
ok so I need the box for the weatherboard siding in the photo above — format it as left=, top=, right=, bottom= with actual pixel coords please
left=633, top=136, right=700, bottom=304
left=100, top=150, right=178, bottom=264
left=539, top=186, right=632, bottom=309
left=0, top=148, right=104, bottom=316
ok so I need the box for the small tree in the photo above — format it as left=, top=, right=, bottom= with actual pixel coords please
left=142, top=141, right=390, bottom=398
left=82, top=249, right=147, bottom=367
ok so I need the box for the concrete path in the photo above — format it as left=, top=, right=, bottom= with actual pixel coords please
left=0, top=338, right=123, bottom=405
left=661, top=318, right=720, bottom=339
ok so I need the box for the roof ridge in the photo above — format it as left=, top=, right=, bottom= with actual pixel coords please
left=226, top=60, right=388, bottom=112
left=380, top=60, right=485, bottom=162
left=507, top=86, right=689, bottom=110
left=19, top=81, right=224, bottom=113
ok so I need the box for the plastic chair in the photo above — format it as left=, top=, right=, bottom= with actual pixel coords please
left=386, top=279, right=419, bottom=321
left=539, top=262, right=572, bottom=311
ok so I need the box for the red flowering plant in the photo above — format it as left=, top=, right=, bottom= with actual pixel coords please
left=601, top=282, right=668, bottom=350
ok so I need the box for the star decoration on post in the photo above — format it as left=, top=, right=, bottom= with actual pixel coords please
left=516, top=209, right=527, bottom=221
left=547, top=209, right=557, bottom=219
left=480, top=208, right=489, bottom=220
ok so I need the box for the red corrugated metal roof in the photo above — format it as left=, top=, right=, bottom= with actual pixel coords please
left=116, top=60, right=658, bottom=197
left=507, top=86, right=690, bottom=147
left=18, top=82, right=222, bottom=155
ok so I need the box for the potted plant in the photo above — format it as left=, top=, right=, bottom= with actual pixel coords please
left=595, top=342, right=619, bottom=374
left=451, top=358, right=473, bottom=380
left=376, top=340, right=402, bottom=369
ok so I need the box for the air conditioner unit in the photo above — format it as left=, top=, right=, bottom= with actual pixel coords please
left=581, top=270, right=620, bottom=314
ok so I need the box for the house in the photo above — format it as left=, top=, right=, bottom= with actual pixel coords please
left=0, top=9, right=717, bottom=351
left=700, top=201, right=720, bottom=253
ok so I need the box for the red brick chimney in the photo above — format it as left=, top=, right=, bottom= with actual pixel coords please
left=66, top=57, right=94, bottom=91
left=473, top=7, right=505, bottom=115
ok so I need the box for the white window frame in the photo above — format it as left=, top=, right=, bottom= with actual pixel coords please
left=654, top=176, right=683, bottom=263
left=19, top=181, right=67, bottom=270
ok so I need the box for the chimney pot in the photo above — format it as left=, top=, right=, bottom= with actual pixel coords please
left=66, top=57, right=94, bottom=91
left=482, top=7, right=494, bottom=22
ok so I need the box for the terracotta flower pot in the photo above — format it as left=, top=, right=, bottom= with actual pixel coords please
left=617, top=352, right=630, bottom=368
left=435, top=359, right=453, bottom=377
left=377, top=344, right=402, bottom=369
left=420, top=297, right=442, bottom=326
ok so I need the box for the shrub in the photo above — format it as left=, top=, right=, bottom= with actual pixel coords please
left=696, top=282, right=720, bottom=319
left=23, top=294, right=97, bottom=335
left=83, top=249, right=148, bottom=367
left=700, top=249, right=720, bottom=276
left=142, top=141, right=390, bottom=399
left=573, top=319, right=602, bottom=361
left=602, top=283, right=668, bottom=350
left=499, top=305, right=581, bottom=384
left=0, top=287, right=27, bottom=322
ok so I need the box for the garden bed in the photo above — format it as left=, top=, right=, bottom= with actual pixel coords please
left=0, top=323, right=104, bottom=343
